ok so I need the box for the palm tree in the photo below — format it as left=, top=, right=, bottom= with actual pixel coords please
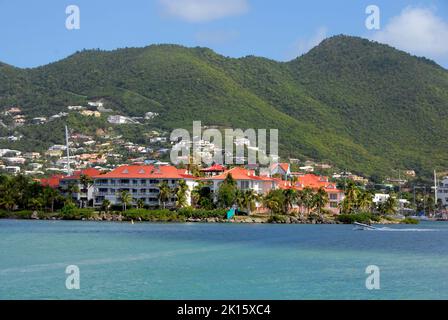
left=243, top=190, right=259, bottom=215
left=66, top=183, right=80, bottom=206
left=101, top=199, right=111, bottom=214
left=29, top=197, right=44, bottom=212
left=282, top=188, right=297, bottom=214
left=79, top=174, right=93, bottom=208
left=175, top=180, right=189, bottom=208
left=43, top=187, right=60, bottom=212
left=379, top=196, right=397, bottom=215
left=262, top=190, right=283, bottom=215
left=343, top=182, right=359, bottom=214
left=300, top=187, right=316, bottom=216
left=119, top=190, right=132, bottom=211
left=158, top=182, right=172, bottom=209
left=357, top=191, right=373, bottom=212
left=136, top=198, right=145, bottom=209
left=0, top=179, right=15, bottom=211
left=314, top=187, right=329, bottom=217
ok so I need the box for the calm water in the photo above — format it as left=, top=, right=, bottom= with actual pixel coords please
left=1, top=219, right=448, bottom=300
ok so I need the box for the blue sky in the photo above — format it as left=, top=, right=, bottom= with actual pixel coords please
left=1, top=0, right=447, bottom=68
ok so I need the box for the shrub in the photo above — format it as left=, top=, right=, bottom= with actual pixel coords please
left=402, top=217, right=419, bottom=224
left=13, top=210, right=34, bottom=219
left=337, top=213, right=379, bottom=224
left=59, top=206, right=95, bottom=220
left=178, top=207, right=226, bottom=219
left=268, top=215, right=287, bottom=223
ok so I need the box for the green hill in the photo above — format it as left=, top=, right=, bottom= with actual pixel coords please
left=1, top=35, right=447, bottom=178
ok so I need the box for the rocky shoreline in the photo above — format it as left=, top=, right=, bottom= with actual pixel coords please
left=3, top=211, right=405, bottom=225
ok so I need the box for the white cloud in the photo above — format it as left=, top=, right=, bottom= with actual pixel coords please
left=159, top=0, right=249, bottom=23
left=372, top=7, right=448, bottom=60
left=287, top=27, right=328, bottom=60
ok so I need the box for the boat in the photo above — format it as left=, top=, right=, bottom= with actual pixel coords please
left=353, top=222, right=377, bottom=230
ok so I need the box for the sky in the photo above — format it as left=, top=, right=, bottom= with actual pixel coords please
left=0, top=0, right=447, bottom=68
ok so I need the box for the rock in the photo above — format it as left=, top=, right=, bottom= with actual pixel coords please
left=30, top=211, right=39, bottom=220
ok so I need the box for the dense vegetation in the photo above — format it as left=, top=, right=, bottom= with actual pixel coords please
left=1, top=35, right=448, bottom=178
left=0, top=173, right=412, bottom=224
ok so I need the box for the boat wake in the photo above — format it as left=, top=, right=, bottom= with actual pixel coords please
left=366, top=227, right=438, bottom=232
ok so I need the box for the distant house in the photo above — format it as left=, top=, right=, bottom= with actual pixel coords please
left=31, top=117, right=47, bottom=125
left=80, top=110, right=101, bottom=117
left=299, top=165, right=314, bottom=172
left=88, top=101, right=104, bottom=108
left=5, top=166, right=21, bottom=175
left=269, top=163, right=291, bottom=179
left=107, top=115, right=138, bottom=124
left=200, top=164, right=226, bottom=177
left=205, top=167, right=277, bottom=199
left=279, top=174, right=344, bottom=213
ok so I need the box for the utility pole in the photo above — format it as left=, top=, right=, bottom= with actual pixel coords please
left=65, top=125, right=72, bottom=176
left=434, top=170, right=438, bottom=207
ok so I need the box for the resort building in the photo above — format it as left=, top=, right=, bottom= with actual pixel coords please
left=279, top=174, right=345, bottom=213
left=205, top=166, right=277, bottom=197
left=437, top=177, right=448, bottom=208
left=91, top=165, right=197, bottom=208
left=59, top=168, right=102, bottom=207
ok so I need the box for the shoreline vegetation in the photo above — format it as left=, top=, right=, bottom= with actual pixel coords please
left=0, top=208, right=418, bottom=225
left=0, top=173, right=422, bottom=225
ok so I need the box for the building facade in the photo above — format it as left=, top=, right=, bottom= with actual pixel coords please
left=92, top=165, right=197, bottom=208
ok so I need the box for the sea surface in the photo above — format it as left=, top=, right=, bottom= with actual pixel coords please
left=1, top=219, right=448, bottom=299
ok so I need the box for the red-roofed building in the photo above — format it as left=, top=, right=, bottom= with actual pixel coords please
left=204, top=167, right=277, bottom=201
left=92, top=165, right=197, bottom=208
left=200, top=164, right=226, bottom=176
left=278, top=174, right=344, bottom=213
left=40, top=174, right=65, bottom=189
left=59, top=168, right=102, bottom=207
left=267, top=162, right=291, bottom=180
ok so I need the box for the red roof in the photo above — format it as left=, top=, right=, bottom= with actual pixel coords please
left=63, top=168, right=102, bottom=180
left=40, top=174, right=65, bottom=188
left=270, top=162, right=290, bottom=173
left=200, top=164, right=226, bottom=172
left=278, top=174, right=343, bottom=193
left=204, top=167, right=274, bottom=182
left=96, top=165, right=196, bottom=179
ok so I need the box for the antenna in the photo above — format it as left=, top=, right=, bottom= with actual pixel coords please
left=434, top=170, right=438, bottom=206
left=65, top=125, right=72, bottom=176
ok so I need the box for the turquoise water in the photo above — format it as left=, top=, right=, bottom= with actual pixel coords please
left=1, top=219, right=448, bottom=299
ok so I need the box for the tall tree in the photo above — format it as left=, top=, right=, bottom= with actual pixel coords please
left=119, top=190, right=132, bottom=211
left=158, top=182, right=172, bottom=209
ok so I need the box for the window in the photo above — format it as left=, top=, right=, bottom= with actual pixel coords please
left=330, top=194, right=338, bottom=200
left=330, top=202, right=338, bottom=208
left=120, top=179, right=130, bottom=184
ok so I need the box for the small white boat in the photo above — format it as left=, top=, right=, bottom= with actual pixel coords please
left=353, top=222, right=377, bottom=230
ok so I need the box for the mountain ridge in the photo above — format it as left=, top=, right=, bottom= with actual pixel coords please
left=1, top=35, right=447, bottom=178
